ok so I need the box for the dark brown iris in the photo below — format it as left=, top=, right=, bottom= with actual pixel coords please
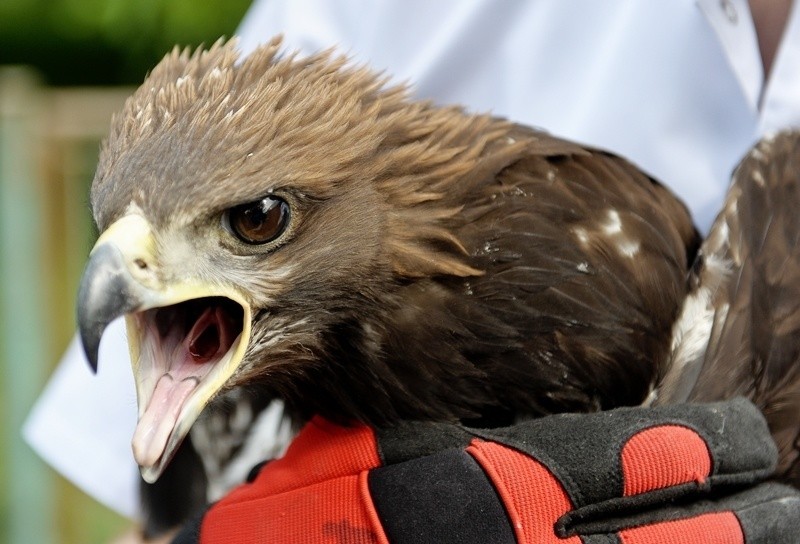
left=226, top=196, right=290, bottom=244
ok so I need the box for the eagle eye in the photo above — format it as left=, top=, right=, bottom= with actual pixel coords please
left=223, top=196, right=290, bottom=245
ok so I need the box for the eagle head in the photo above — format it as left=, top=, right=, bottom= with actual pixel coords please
left=77, top=38, right=511, bottom=482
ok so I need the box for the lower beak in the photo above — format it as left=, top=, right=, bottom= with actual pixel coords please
left=76, top=214, right=252, bottom=482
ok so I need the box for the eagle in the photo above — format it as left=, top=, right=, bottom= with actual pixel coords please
left=76, top=38, right=800, bottom=535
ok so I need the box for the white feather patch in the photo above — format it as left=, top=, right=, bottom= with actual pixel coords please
left=657, top=251, right=732, bottom=403
left=602, top=210, right=622, bottom=235
left=618, top=240, right=640, bottom=258
left=573, top=227, right=589, bottom=246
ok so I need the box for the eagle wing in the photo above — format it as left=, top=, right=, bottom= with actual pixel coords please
left=657, top=130, right=800, bottom=487
left=372, top=126, right=700, bottom=421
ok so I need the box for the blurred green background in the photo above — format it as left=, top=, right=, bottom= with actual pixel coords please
left=0, top=1, right=251, bottom=542
left=1, top=0, right=251, bottom=86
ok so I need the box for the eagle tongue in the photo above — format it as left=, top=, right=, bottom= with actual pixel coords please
left=132, top=374, right=196, bottom=468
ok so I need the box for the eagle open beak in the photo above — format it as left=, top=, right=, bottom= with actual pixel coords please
left=77, top=213, right=252, bottom=483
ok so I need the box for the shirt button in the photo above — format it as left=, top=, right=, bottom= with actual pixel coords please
left=720, top=0, right=738, bottom=23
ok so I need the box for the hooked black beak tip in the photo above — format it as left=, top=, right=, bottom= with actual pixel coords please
left=76, top=243, right=143, bottom=374
left=80, top=328, right=100, bottom=374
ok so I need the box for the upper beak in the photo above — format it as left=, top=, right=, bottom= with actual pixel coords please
left=76, top=213, right=252, bottom=482
left=77, top=214, right=159, bottom=372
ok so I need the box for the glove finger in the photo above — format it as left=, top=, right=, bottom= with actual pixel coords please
left=570, top=482, right=800, bottom=544
left=475, top=398, right=777, bottom=512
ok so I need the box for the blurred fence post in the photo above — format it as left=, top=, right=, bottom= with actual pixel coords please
left=0, top=67, right=56, bottom=544
left=1, top=66, right=134, bottom=543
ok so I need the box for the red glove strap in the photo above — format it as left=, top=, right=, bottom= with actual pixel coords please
left=467, top=439, right=581, bottom=544
left=622, top=425, right=712, bottom=495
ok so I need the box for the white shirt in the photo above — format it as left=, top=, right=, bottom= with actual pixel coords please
left=23, top=0, right=800, bottom=518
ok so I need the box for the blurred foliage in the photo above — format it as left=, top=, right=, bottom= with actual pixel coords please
left=0, top=0, right=252, bottom=86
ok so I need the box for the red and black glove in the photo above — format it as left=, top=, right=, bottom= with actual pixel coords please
left=174, top=398, right=800, bottom=543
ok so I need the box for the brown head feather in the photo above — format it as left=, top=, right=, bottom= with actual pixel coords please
left=93, top=37, right=512, bottom=279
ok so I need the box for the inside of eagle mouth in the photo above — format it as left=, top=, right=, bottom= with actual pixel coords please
left=149, top=297, right=244, bottom=365
left=131, top=296, right=245, bottom=469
